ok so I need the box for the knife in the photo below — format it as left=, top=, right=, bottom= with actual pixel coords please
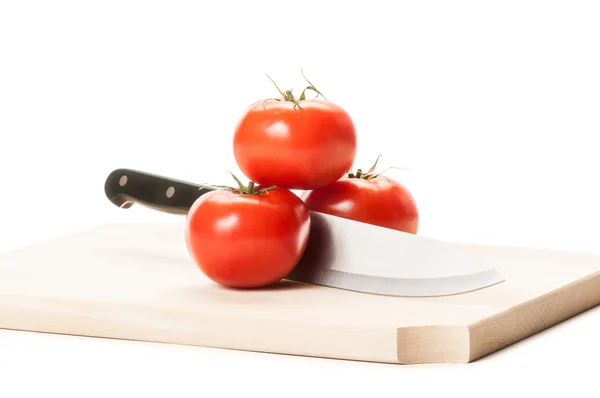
left=104, top=168, right=505, bottom=297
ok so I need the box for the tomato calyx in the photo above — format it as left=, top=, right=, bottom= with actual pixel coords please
left=215, top=172, right=277, bottom=196
left=347, top=155, right=409, bottom=180
left=263, top=69, right=328, bottom=110
left=347, top=154, right=382, bottom=180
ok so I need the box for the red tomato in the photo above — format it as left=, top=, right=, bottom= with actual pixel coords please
left=303, top=174, right=419, bottom=234
left=233, top=99, right=357, bottom=190
left=184, top=184, right=311, bottom=288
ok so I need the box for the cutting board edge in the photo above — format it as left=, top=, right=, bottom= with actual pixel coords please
left=0, top=294, right=402, bottom=365
left=467, top=269, right=600, bottom=362
left=395, top=270, right=600, bottom=365
left=396, top=324, right=470, bottom=364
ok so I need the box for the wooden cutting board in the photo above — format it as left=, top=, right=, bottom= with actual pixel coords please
left=1, top=222, right=599, bottom=365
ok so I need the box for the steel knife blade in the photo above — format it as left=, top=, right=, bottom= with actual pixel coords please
left=104, top=168, right=505, bottom=296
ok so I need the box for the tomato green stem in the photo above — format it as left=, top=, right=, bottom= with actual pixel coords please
left=347, top=155, right=408, bottom=181
left=222, top=172, right=276, bottom=195
left=264, top=70, right=328, bottom=109
left=257, top=185, right=277, bottom=195
left=367, top=154, right=382, bottom=174
left=300, top=68, right=328, bottom=101
left=266, top=74, right=287, bottom=99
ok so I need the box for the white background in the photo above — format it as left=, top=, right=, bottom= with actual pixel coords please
left=1, top=1, right=599, bottom=396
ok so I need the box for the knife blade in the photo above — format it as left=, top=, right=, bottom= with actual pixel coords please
left=104, top=168, right=505, bottom=296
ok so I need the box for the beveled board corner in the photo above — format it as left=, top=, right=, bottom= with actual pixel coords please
left=396, top=270, right=600, bottom=365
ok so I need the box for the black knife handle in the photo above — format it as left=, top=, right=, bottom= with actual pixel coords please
left=104, top=168, right=217, bottom=215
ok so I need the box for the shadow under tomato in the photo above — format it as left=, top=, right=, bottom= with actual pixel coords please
left=216, top=279, right=312, bottom=293
left=174, top=279, right=314, bottom=306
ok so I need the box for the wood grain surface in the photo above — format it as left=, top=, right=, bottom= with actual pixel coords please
left=0, top=222, right=599, bottom=364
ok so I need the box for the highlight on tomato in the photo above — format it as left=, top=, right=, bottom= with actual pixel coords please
left=233, top=70, right=357, bottom=191
left=303, top=156, right=419, bottom=234
left=185, top=174, right=311, bottom=288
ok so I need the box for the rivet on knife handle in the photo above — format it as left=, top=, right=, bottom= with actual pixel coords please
left=104, top=168, right=216, bottom=215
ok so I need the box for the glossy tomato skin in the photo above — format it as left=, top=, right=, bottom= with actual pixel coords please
left=185, top=187, right=311, bottom=288
left=233, top=100, right=357, bottom=190
left=303, top=176, right=419, bottom=234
